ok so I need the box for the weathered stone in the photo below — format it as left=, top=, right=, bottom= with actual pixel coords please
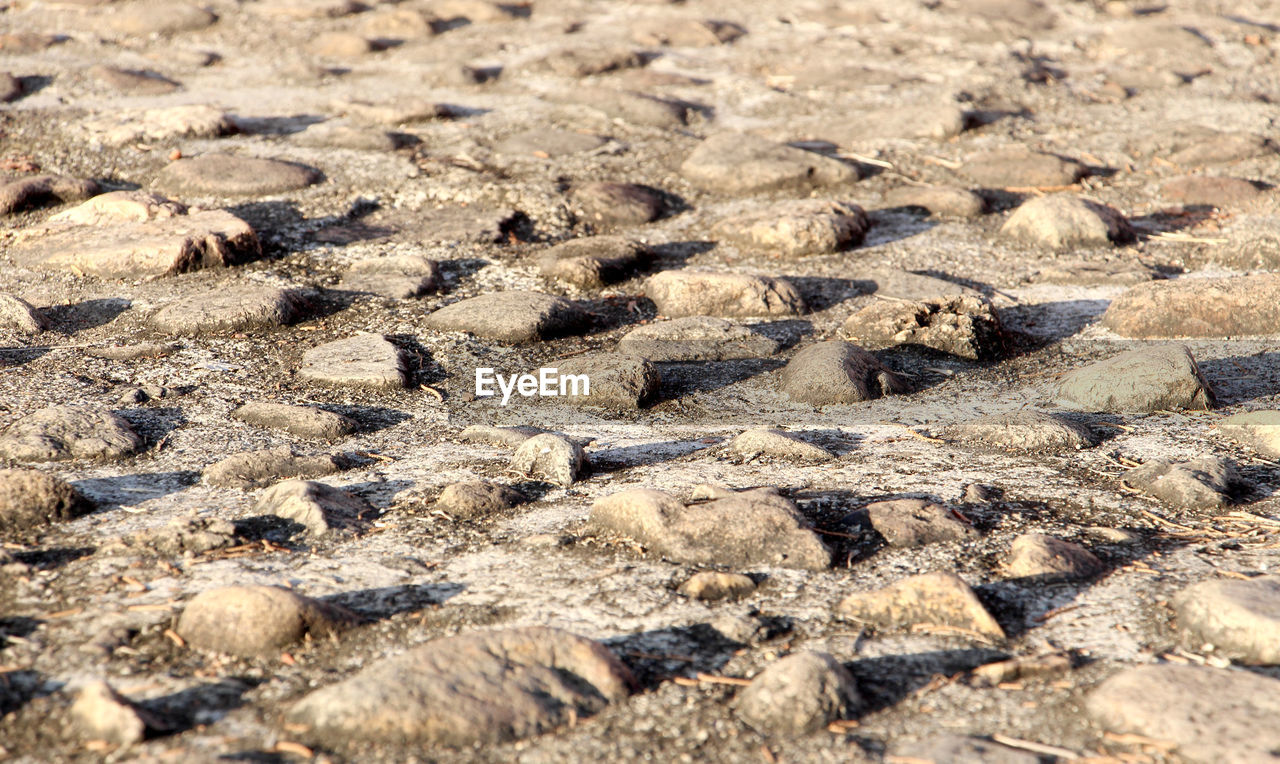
left=177, top=585, right=356, bottom=657
left=104, top=1, right=217, bottom=36
left=550, top=353, right=660, bottom=409
left=231, top=402, right=358, bottom=440
left=1101, top=275, right=1280, bottom=338
left=253, top=479, right=372, bottom=535
left=1219, top=411, right=1280, bottom=459
left=360, top=7, right=436, bottom=39
left=837, top=571, right=1005, bottom=640
left=286, top=627, right=633, bottom=747
left=293, top=122, right=402, bottom=151
left=48, top=190, right=185, bottom=225
left=428, top=0, right=523, bottom=23
left=817, top=104, right=969, bottom=143
left=589, top=487, right=831, bottom=570
left=308, top=31, right=374, bottom=57
left=1168, top=131, right=1274, bottom=167
left=511, top=433, right=587, bottom=487
left=0, top=175, right=99, bottom=215
left=883, top=185, right=987, bottom=218
left=1024, top=260, right=1160, bottom=286
left=0, top=406, right=142, bottom=463
left=779, top=341, right=909, bottom=405
left=335, top=99, right=450, bottom=125
left=733, top=653, right=859, bottom=736
left=1006, top=533, right=1105, bottom=581
left=568, top=182, right=667, bottom=228
left=105, top=515, right=238, bottom=556
left=0, top=294, right=47, bottom=335
left=154, top=154, right=322, bottom=196
left=435, top=481, right=523, bottom=518
left=496, top=129, right=607, bottom=157
left=863, top=498, right=975, bottom=547
left=727, top=428, right=835, bottom=462
left=150, top=287, right=307, bottom=335
left=681, top=133, right=858, bottom=194
left=1175, top=576, right=1280, bottom=665
left=89, top=104, right=236, bottom=146
left=69, top=681, right=158, bottom=746
left=1000, top=195, right=1134, bottom=249
left=565, top=88, right=688, bottom=128
left=617, top=317, right=780, bottom=361
left=0, top=469, right=92, bottom=537
left=425, top=292, right=586, bottom=342
left=459, top=425, right=546, bottom=449
left=1160, top=176, right=1264, bottom=207
left=892, top=735, right=1040, bottom=764
left=645, top=270, right=805, bottom=318
left=943, top=411, right=1099, bottom=451
left=962, top=149, right=1084, bottom=188
left=1054, top=345, right=1215, bottom=413
left=677, top=571, right=756, bottom=601
left=1122, top=457, right=1249, bottom=511
left=339, top=255, right=438, bottom=298
left=536, top=236, right=651, bottom=288
left=537, top=47, right=644, bottom=77
left=713, top=200, right=869, bottom=257
left=632, top=18, right=745, bottom=47
left=203, top=447, right=344, bottom=489
left=88, top=64, right=180, bottom=94
left=842, top=294, right=1004, bottom=360
left=299, top=334, right=407, bottom=389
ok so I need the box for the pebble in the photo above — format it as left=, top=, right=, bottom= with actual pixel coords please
left=104, top=1, right=217, bottom=36
left=87, top=64, right=180, bottom=94
left=1122, top=456, right=1249, bottom=511
left=339, top=254, right=439, bottom=299
left=565, top=87, right=689, bottom=128
left=677, top=571, right=756, bottom=601
left=253, top=479, right=372, bottom=535
left=103, top=515, right=238, bottom=557
left=294, top=122, right=402, bottom=152
left=962, top=148, right=1085, bottom=188
left=176, top=585, right=356, bottom=657
left=150, top=286, right=308, bottom=335
left=0, top=294, right=48, bottom=335
left=154, top=154, right=323, bottom=196
left=589, top=487, right=831, bottom=570
left=568, top=182, right=667, bottom=228
left=1088, top=664, right=1280, bottom=763
left=69, top=681, right=159, bottom=746
left=434, top=480, right=523, bottom=518
left=0, top=405, right=142, bottom=463
left=883, top=185, right=987, bottom=218
left=551, top=353, right=660, bottom=409
left=1054, top=345, right=1215, bottom=413
left=536, top=47, right=645, bottom=78
left=632, top=18, right=745, bottom=47
left=713, top=200, right=869, bottom=257
left=1174, top=576, right=1280, bottom=665
left=1000, top=194, right=1134, bottom=249
left=1100, top=274, right=1280, bottom=339
left=0, top=468, right=92, bottom=538
left=733, top=652, right=859, bottom=736
left=1005, top=533, right=1105, bottom=581
left=1160, top=176, right=1264, bottom=208
left=616, top=316, right=780, bottom=361
left=0, top=175, right=100, bottom=215
left=285, top=627, right=633, bottom=747
left=307, top=31, right=374, bottom=58
left=431, top=0, right=523, bottom=23
left=680, top=133, right=858, bottom=194
left=841, top=294, right=1004, bottom=360
left=495, top=129, right=607, bottom=157
left=779, top=341, right=909, bottom=405
left=230, top=402, right=358, bottom=440
left=360, top=7, right=436, bottom=39
left=299, top=334, right=407, bottom=389
left=891, top=735, right=1040, bottom=764
left=1218, top=410, right=1280, bottom=459
left=817, top=103, right=969, bottom=143
left=942, top=411, right=1099, bottom=451
left=425, top=291, right=586, bottom=342
left=202, top=447, right=345, bottom=489
left=727, top=428, right=835, bottom=462
left=861, top=498, right=976, bottom=547
left=645, top=270, right=805, bottom=318
left=0, top=72, right=21, bottom=102
left=91, top=104, right=236, bottom=146
left=458, top=424, right=546, bottom=449
left=536, top=236, right=652, bottom=288
left=836, top=571, right=1005, bottom=640
left=510, top=433, right=587, bottom=487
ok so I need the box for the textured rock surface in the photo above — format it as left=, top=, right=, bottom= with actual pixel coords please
left=425, top=292, right=585, bottom=342
left=176, top=585, right=356, bottom=657
left=779, top=341, right=909, bottom=405
left=733, top=652, right=860, bottom=736
left=1122, top=457, right=1249, bottom=511
left=837, top=571, right=1005, bottom=640
left=150, top=287, right=307, bottom=335
left=617, top=317, right=780, bottom=361
left=680, top=133, right=858, bottom=194
left=841, top=294, right=1004, bottom=360
left=230, top=402, right=358, bottom=440
left=536, top=236, right=651, bottom=288
left=727, top=428, right=835, bottom=462
left=298, top=334, right=407, bottom=389
left=1000, top=194, right=1134, bottom=249
left=1219, top=410, right=1280, bottom=458
left=712, top=200, right=870, bottom=257
left=511, top=433, right=587, bottom=487
left=1054, top=345, right=1215, bottom=413
left=202, top=447, right=345, bottom=489
left=1101, top=275, right=1280, bottom=338
left=1174, top=576, right=1280, bottom=665
left=943, top=411, right=1099, bottom=451
left=863, top=498, right=976, bottom=547
left=253, top=479, right=372, bottom=534
left=154, top=154, right=323, bottom=196
left=645, top=271, right=805, bottom=318
left=0, top=469, right=92, bottom=537
left=551, top=353, right=660, bottom=409
left=0, top=406, right=142, bottom=462
left=1005, top=533, right=1105, bottom=581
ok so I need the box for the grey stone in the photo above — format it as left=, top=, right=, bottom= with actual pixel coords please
left=1122, top=457, right=1249, bottom=511
left=176, top=585, right=356, bottom=657
left=568, top=182, right=666, bottom=228
left=536, top=236, right=652, bottom=288
left=962, top=149, right=1085, bottom=188
left=104, top=1, right=216, bottom=35
left=496, top=129, right=607, bottom=157
left=459, top=425, right=547, bottom=449
left=943, top=411, right=1099, bottom=451
left=733, top=653, right=860, bottom=736
left=1219, top=410, right=1280, bottom=459
left=837, top=571, right=1005, bottom=640
left=150, top=286, right=308, bottom=335
left=334, top=99, right=450, bottom=125
left=230, top=402, right=358, bottom=440
left=589, top=487, right=831, bottom=571
left=779, top=341, right=909, bottom=405
left=713, top=200, right=869, bottom=257
left=1054, top=345, right=1215, bottom=413
left=550, top=353, right=660, bottom=409
left=511, top=433, right=587, bottom=487
left=88, top=64, right=180, bottom=94
left=299, top=334, right=407, bottom=389
left=1000, top=195, right=1134, bottom=249
left=0, top=175, right=100, bottom=215
left=1160, top=176, right=1264, bottom=207
left=294, top=123, right=402, bottom=151
left=645, top=270, right=805, bottom=318
left=680, top=133, right=858, bottom=194
left=883, top=185, right=987, bottom=218
left=677, top=571, right=756, bottom=601
left=1100, top=275, right=1280, bottom=339
left=727, top=428, right=835, bottom=462
left=69, top=681, right=160, bottom=746
left=617, top=317, right=780, bottom=361
left=841, top=294, right=1004, bottom=360
left=106, top=515, right=238, bottom=556
left=818, top=103, right=969, bottom=143
left=536, top=47, right=645, bottom=78
left=253, top=479, right=372, bottom=535
left=0, top=405, right=142, bottom=463
left=892, top=735, right=1040, bottom=764
left=435, top=481, right=523, bottom=518
left=1175, top=576, right=1280, bottom=665
left=0, top=294, right=47, bottom=335
left=203, top=447, right=344, bottom=489
left=89, top=104, right=236, bottom=146
left=0, top=468, right=92, bottom=537
left=863, top=498, right=976, bottom=547
left=339, top=255, right=438, bottom=298
left=1006, top=533, right=1105, bottom=581
left=425, top=291, right=586, bottom=343
left=154, top=154, right=322, bottom=196
left=566, top=88, right=688, bottom=128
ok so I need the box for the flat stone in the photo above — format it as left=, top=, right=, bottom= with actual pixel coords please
left=0, top=175, right=100, bottom=215
left=104, top=1, right=217, bottom=35
left=0, top=469, right=92, bottom=538
left=842, top=294, right=1004, bottom=360
left=1000, top=194, right=1134, bottom=249
left=69, top=681, right=159, bottom=746
left=0, top=33, right=66, bottom=53
left=87, top=64, right=180, bottom=94
left=632, top=18, right=745, bottom=47
left=0, top=72, right=22, bottom=102
left=203, top=447, right=345, bottom=489
left=286, top=627, right=634, bottom=747
left=0, top=406, right=142, bottom=463
left=536, top=47, right=645, bottom=78
left=536, top=236, right=652, bottom=288
left=1219, top=411, right=1280, bottom=459
left=435, top=481, right=523, bottom=518
left=298, top=334, right=407, bottom=389
left=645, top=270, right=805, bottom=318
left=549, top=353, right=660, bottom=409
left=1168, top=131, right=1274, bottom=167
left=360, top=7, right=436, bottom=39
left=564, top=87, right=689, bottom=128
left=943, top=411, right=1099, bottom=451
left=89, top=104, right=236, bottom=146
left=1024, top=260, right=1160, bottom=286
left=308, top=31, right=374, bottom=57
left=617, top=317, right=780, bottom=361
left=1088, top=664, right=1280, bottom=764
left=678, top=571, right=756, bottom=601
left=176, top=585, right=356, bottom=657
left=339, top=255, right=439, bottom=298
left=892, top=735, right=1040, bottom=764
left=589, top=487, right=831, bottom=570
left=863, top=498, right=976, bottom=547
left=511, top=433, right=587, bottom=487
left=154, top=154, right=322, bottom=196
left=334, top=99, right=450, bottom=125
left=713, top=200, right=869, bottom=257
left=0, top=294, right=48, bottom=335
left=104, top=515, right=238, bottom=556
left=1100, top=275, right=1280, bottom=339
left=733, top=653, right=859, bottom=736
left=150, top=286, right=307, bottom=335
left=962, top=149, right=1085, bottom=188
left=459, top=425, right=547, bottom=449
left=1122, top=457, right=1249, bottom=511
left=496, top=129, right=607, bottom=157
left=884, top=185, right=987, bottom=218
left=1160, top=176, right=1264, bottom=207
left=681, top=133, right=858, bottom=194
left=294, top=123, right=402, bottom=152
left=779, top=341, right=909, bottom=405
left=425, top=292, right=585, bottom=343
left=231, top=402, right=358, bottom=440
left=428, top=0, right=523, bottom=23
left=1054, top=345, right=1215, bottom=413
left=1174, top=576, right=1280, bottom=665
left=727, top=428, right=835, bottom=462
left=814, top=104, right=969, bottom=143
left=837, top=571, right=1005, bottom=640
left=1006, top=533, right=1105, bottom=581
left=568, top=182, right=667, bottom=228
left=253, top=479, right=372, bottom=535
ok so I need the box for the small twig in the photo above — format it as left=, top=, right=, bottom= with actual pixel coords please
left=880, top=423, right=945, bottom=443
left=421, top=385, right=445, bottom=402
left=989, top=734, right=1079, bottom=760
left=695, top=672, right=752, bottom=687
